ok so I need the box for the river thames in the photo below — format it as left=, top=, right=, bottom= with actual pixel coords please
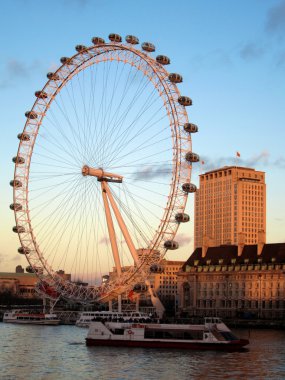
left=0, top=323, right=285, bottom=379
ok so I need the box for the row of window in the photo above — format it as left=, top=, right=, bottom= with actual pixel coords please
left=196, top=281, right=281, bottom=289
left=189, top=273, right=282, bottom=280
left=195, top=300, right=282, bottom=309
left=197, top=290, right=282, bottom=297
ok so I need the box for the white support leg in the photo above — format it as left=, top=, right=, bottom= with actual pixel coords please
left=118, top=294, right=122, bottom=313
left=101, top=181, right=122, bottom=276
left=104, top=182, right=140, bottom=266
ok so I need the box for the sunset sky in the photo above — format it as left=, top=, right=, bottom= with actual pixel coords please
left=0, top=0, right=285, bottom=274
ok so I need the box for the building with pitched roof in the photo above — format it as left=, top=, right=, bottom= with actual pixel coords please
left=177, top=243, right=285, bottom=320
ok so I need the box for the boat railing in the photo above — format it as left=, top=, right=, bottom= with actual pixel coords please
left=204, top=317, right=222, bottom=325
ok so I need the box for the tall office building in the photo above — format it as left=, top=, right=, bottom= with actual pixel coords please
left=194, top=166, right=266, bottom=248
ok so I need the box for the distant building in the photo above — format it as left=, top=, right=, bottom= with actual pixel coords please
left=151, top=260, right=183, bottom=301
left=177, top=243, right=285, bottom=320
left=56, top=269, right=71, bottom=282
left=0, top=267, right=71, bottom=300
left=15, top=265, right=24, bottom=273
left=138, top=260, right=184, bottom=314
left=194, top=166, right=266, bottom=248
left=0, top=270, right=38, bottom=299
left=107, top=260, right=183, bottom=314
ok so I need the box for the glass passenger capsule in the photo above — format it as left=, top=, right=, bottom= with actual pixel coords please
left=150, top=264, right=164, bottom=273
left=182, top=183, right=197, bottom=193
left=92, top=36, right=105, bottom=44
left=25, top=110, right=38, bottom=119
left=184, top=123, right=198, bottom=133
left=75, top=44, right=87, bottom=52
left=35, top=91, right=48, bottom=99
left=169, top=73, right=183, bottom=83
left=47, top=72, right=60, bottom=80
left=10, top=203, right=23, bottom=211
left=10, top=180, right=22, bottom=188
left=164, top=240, right=179, bottom=250
left=26, top=265, right=43, bottom=273
left=12, top=156, right=25, bottom=164
left=60, top=57, right=73, bottom=65
left=156, top=55, right=170, bottom=65
left=109, top=33, right=122, bottom=42
left=125, top=35, right=139, bottom=44
left=185, top=152, right=200, bottom=163
left=175, top=213, right=190, bottom=223
left=13, top=225, right=25, bottom=233
left=141, top=42, right=155, bottom=52
left=18, top=247, right=30, bottom=255
left=178, top=96, right=192, bottom=106
left=17, top=133, right=30, bottom=141
left=133, top=283, right=147, bottom=293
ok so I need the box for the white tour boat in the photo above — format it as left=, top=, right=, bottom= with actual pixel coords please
left=76, top=311, right=151, bottom=327
left=86, top=317, right=249, bottom=351
left=3, top=309, right=60, bottom=325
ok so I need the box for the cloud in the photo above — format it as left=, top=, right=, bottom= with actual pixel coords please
left=245, top=151, right=270, bottom=166
left=133, top=151, right=285, bottom=183
left=240, top=42, right=264, bottom=61
left=7, top=59, right=30, bottom=78
left=10, top=254, right=19, bottom=262
left=133, top=164, right=172, bottom=180
left=275, top=217, right=283, bottom=222
left=192, top=49, right=232, bottom=70
left=272, top=156, right=285, bottom=169
left=0, top=252, right=19, bottom=264
left=0, top=59, right=43, bottom=89
left=277, top=50, right=285, bottom=66
left=266, top=0, right=285, bottom=35
left=193, top=150, right=285, bottom=174
left=176, top=233, right=192, bottom=247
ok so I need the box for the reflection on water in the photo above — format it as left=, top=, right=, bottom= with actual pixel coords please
left=0, top=324, right=285, bottom=380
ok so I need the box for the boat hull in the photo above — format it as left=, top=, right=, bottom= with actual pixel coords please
left=3, top=310, right=60, bottom=325
left=3, top=319, right=60, bottom=325
left=86, top=338, right=249, bottom=351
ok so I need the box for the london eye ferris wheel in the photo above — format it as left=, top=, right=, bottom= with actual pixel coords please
left=10, top=33, right=199, bottom=304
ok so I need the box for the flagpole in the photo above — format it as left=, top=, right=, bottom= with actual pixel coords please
left=235, top=151, right=240, bottom=168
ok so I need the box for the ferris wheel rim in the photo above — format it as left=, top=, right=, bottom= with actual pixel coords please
left=12, top=35, right=194, bottom=303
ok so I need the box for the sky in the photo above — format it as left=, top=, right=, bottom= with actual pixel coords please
left=0, top=0, right=285, bottom=275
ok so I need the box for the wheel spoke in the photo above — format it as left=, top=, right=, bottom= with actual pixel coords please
left=12, top=36, right=193, bottom=303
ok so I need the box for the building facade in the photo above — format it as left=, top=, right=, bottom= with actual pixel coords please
left=194, top=166, right=266, bottom=248
left=177, top=243, right=285, bottom=320
left=0, top=267, right=72, bottom=300
left=139, top=260, right=184, bottom=315
left=150, top=260, right=183, bottom=301
left=0, top=271, right=38, bottom=299
left=107, top=260, right=183, bottom=314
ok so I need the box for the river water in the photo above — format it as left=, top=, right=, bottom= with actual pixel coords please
left=0, top=323, right=285, bottom=380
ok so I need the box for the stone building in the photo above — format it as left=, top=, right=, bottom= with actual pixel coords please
left=177, top=243, right=285, bottom=320
left=0, top=267, right=72, bottom=300
left=194, top=166, right=266, bottom=248
left=151, top=260, right=183, bottom=302
left=133, top=260, right=183, bottom=315
left=0, top=271, right=38, bottom=299
left=107, top=260, right=183, bottom=314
